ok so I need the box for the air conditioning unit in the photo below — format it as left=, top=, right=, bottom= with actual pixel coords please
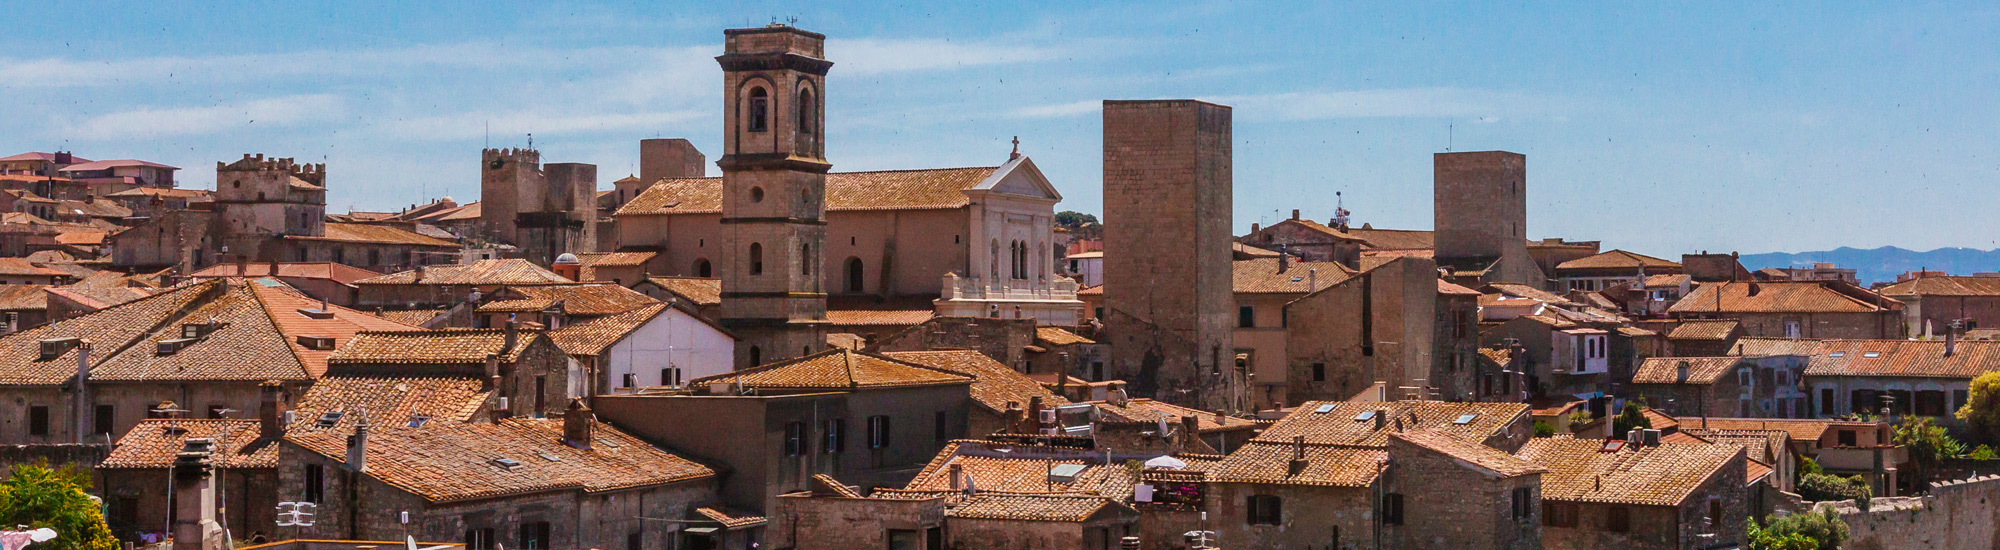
left=156, top=338, right=198, bottom=356
left=496, top=397, right=510, bottom=411
left=1039, top=409, right=1057, bottom=424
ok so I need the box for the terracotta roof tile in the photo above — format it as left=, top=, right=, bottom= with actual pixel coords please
left=86, top=284, right=321, bottom=382
left=1034, top=326, right=1094, bottom=346
left=882, top=350, right=1066, bottom=414
left=356, top=259, right=571, bottom=286
left=1253, top=400, right=1528, bottom=447
left=1802, top=339, right=2000, bottom=379
left=475, top=284, right=659, bottom=316
left=1515, top=437, right=1742, bottom=506
left=1664, top=417, right=1872, bottom=443
left=1438, top=280, right=1481, bottom=296
left=825, top=308, right=935, bottom=326
left=1746, top=458, right=1774, bottom=484
left=1682, top=429, right=1789, bottom=465
left=1090, top=398, right=1257, bottom=433
left=188, top=262, right=385, bottom=286
left=1670, top=281, right=1895, bottom=314
left=902, top=440, right=1140, bottom=498
left=287, top=223, right=456, bottom=248
left=694, top=506, right=768, bottom=529
left=577, top=252, right=656, bottom=267
left=104, top=187, right=210, bottom=199
left=0, top=283, right=217, bottom=384
left=369, top=309, right=448, bottom=326
left=1390, top=430, right=1545, bottom=477
left=1632, top=357, right=1743, bottom=385
left=1485, top=283, right=1576, bottom=307
left=1345, top=228, right=1434, bottom=250
left=1879, top=275, right=2000, bottom=297
left=286, top=417, right=715, bottom=503
left=1554, top=250, right=1682, bottom=272
left=1232, top=259, right=1354, bottom=294
left=946, top=493, right=1124, bottom=522
left=690, top=348, right=972, bottom=390
left=0, top=284, right=47, bottom=310
left=100, top=419, right=277, bottom=469
left=547, top=304, right=668, bottom=357
left=0, top=257, right=69, bottom=278
left=290, top=375, right=491, bottom=433
left=250, top=281, right=421, bottom=377
left=1668, top=320, right=1741, bottom=341
left=1208, top=442, right=1387, bottom=487
left=640, top=276, right=721, bottom=306
left=617, top=167, right=999, bottom=216
left=329, top=329, right=541, bottom=365
left=1730, top=338, right=1825, bottom=357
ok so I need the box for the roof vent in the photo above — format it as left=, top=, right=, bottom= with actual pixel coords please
left=296, top=335, right=336, bottom=350
left=181, top=321, right=223, bottom=339
left=298, top=308, right=335, bottom=320
left=37, top=337, right=80, bottom=360
left=491, top=457, right=523, bottom=471
left=594, top=438, right=621, bottom=449
left=156, top=338, right=198, bottom=356
left=536, top=452, right=562, bottom=462
left=1047, top=464, right=1087, bottom=484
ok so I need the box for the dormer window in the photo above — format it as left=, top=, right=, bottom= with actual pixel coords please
left=747, top=87, right=769, bottom=132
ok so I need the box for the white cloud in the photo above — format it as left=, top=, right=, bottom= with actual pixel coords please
left=63, top=94, right=346, bottom=139
left=1202, top=87, right=1568, bottom=122
left=1012, top=100, right=1101, bottom=119
left=835, top=38, right=1074, bottom=75
left=375, top=109, right=708, bottom=142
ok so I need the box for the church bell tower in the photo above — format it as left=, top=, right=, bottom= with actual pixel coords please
left=717, top=24, right=832, bottom=368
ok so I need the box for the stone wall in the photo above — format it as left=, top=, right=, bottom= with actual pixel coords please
left=0, top=442, right=109, bottom=476
left=1284, top=257, right=1437, bottom=403
left=1816, top=473, right=2000, bottom=550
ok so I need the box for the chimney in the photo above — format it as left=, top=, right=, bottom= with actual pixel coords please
left=259, top=381, right=286, bottom=440
left=1287, top=435, right=1308, bottom=475
left=503, top=316, right=520, bottom=355
left=562, top=398, right=593, bottom=449
left=235, top=255, right=247, bottom=276
left=1308, top=268, right=1318, bottom=292
left=346, top=411, right=369, bottom=472
left=1249, top=222, right=1260, bottom=234
left=1182, top=415, right=1201, bottom=440
left=74, top=341, right=93, bottom=443
left=1676, top=361, right=1691, bottom=384
left=1277, top=244, right=1289, bottom=272
left=483, top=353, right=502, bottom=389
left=1373, top=408, right=1386, bottom=431
left=268, top=259, right=280, bottom=277
left=949, top=463, right=963, bottom=491
left=1946, top=323, right=1958, bottom=357
left=1028, top=396, right=1045, bottom=430
left=1626, top=429, right=1643, bottom=448
left=1290, top=209, right=1300, bottom=220
left=171, top=438, right=223, bottom=550
left=1120, top=537, right=1141, bottom=550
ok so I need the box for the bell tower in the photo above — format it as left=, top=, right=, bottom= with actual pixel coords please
left=717, top=24, right=832, bottom=368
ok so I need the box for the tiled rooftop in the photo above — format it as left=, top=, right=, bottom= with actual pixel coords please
left=289, top=223, right=457, bottom=248
left=1669, top=281, right=1895, bottom=314
left=188, top=262, right=385, bottom=286
left=1390, top=430, right=1545, bottom=478
left=356, top=259, right=571, bottom=286
left=1252, top=400, right=1527, bottom=447
left=1555, top=249, right=1681, bottom=272
left=1034, top=326, right=1094, bottom=346
left=329, top=329, right=541, bottom=365
left=287, top=417, right=716, bottom=503
left=1631, top=357, right=1743, bottom=385
left=1089, top=398, right=1257, bottom=433
left=1231, top=259, right=1354, bottom=294
left=690, top=348, right=972, bottom=391
left=1206, top=442, right=1387, bottom=487
left=1515, top=436, right=1742, bottom=507
left=99, top=419, right=278, bottom=469
left=290, top=375, right=491, bottom=433
left=881, top=350, right=1067, bottom=414
left=475, top=284, right=659, bottom=316
left=1879, top=275, right=2000, bottom=297
left=617, top=166, right=1000, bottom=216
left=1803, top=339, right=2000, bottom=379
left=640, top=277, right=721, bottom=305
left=1668, top=320, right=1741, bottom=341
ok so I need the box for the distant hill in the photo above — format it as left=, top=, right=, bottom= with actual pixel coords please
left=1738, top=247, right=2000, bottom=285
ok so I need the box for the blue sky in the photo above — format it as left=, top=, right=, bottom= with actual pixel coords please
left=4, top=2, right=1996, bottom=256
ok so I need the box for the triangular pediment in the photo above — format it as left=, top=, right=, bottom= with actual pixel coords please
left=969, top=156, right=1062, bottom=202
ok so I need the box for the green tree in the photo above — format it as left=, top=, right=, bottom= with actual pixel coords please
left=1958, top=371, right=2000, bottom=441
left=1754, top=509, right=1850, bottom=550
left=1612, top=401, right=1652, bottom=436
left=1054, top=211, right=1102, bottom=240
left=0, top=463, right=119, bottom=550
left=1893, top=416, right=1963, bottom=486
left=1532, top=420, right=1556, bottom=437
left=1969, top=444, right=1997, bottom=460
left=1797, top=473, right=1872, bottom=510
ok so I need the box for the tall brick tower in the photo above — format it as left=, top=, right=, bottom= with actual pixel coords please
left=1433, top=151, right=1544, bottom=286
left=1101, top=100, right=1244, bottom=411
left=716, top=24, right=831, bottom=368
left=479, top=148, right=598, bottom=265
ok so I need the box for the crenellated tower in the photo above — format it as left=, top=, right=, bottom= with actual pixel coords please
left=213, top=153, right=327, bottom=260
left=717, top=24, right=832, bottom=368
left=480, top=147, right=597, bottom=265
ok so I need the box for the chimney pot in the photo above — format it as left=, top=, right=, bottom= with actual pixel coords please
left=562, top=398, right=593, bottom=449
left=1290, top=209, right=1300, bottom=220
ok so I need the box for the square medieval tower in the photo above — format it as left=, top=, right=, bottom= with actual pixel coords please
left=1101, top=100, right=1244, bottom=410
left=1434, top=151, right=1544, bottom=286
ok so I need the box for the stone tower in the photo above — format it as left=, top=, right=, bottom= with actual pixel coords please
left=1433, top=151, right=1544, bottom=286
left=479, top=148, right=598, bottom=265
left=717, top=24, right=831, bottom=369
left=1101, top=100, right=1243, bottom=411
left=213, top=154, right=326, bottom=261
left=640, top=138, right=707, bottom=182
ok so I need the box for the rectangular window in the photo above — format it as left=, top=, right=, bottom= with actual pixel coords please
left=94, top=405, right=113, bottom=436
left=465, top=528, right=496, bottom=550
left=934, top=410, right=948, bottom=444
left=1238, top=306, right=1255, bottom=328
left=1512, top=487, right=1533, bottom=520
left=1837, top=430, right=1857, bottom=447
left=868, top=415, right=892, bottom=449
left=784, top=422, right=807, bottom=456
left=1957, top=390, right=1970, bottom=412
left=518, top=521, right=551, bottom=550
left=304, top=464, right=325, bottom=503
left=1312, top=363, right=1326, bottom=382
left=823, top=419, right=844, bottom=454
left=1821, top=389, right=1835, bottom=415
left=1246, top=495, right=1282, bottom=525
left=1707, top=497, right=1722, bottom=528
left=28, top=406, right=48, bottom=436
left=886, top=529, right=919, bottom=550
left=627, top=532, right=641, bottom=550
left=1382, top=493, right=1404, bottom=525
left=623, top=373, right=636, bottom=388
left=1607, top=505, right=1630, bottom=533
left=1454, top=310, right=1468, bottom=339
left=1542, top=501, right=1578, bottom=528
left=661, top=367, right=681, bottom=387
left=1091, top=362, right=1104, bottom=381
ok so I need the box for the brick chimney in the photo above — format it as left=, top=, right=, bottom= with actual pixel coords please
left=259, top=381, right=286, bottom=440
left=562, top=398, right=593, bottom=449
left=171, top=438, right=224, bottom=550
left=1287, top=435, right=1308, bottom=475
left=503, top=315, right=519, bottom=355
left=73, top=341, right=93, bottom=443
left=948, top=463, right=963, bottom=491
left=345, top=411, right=369, bottom=472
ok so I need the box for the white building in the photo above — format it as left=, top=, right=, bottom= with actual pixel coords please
left=1065, top=250, right=1104, bottom=288
left=932, top=154, right=1086, bottom=325
left=549, top=302, right=738, bottom=396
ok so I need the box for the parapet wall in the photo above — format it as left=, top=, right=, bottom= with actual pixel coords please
left=1814, top=474, right=2000, bottom=549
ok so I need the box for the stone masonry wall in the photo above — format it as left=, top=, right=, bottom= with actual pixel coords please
left=1817, top=473, right=2000, bottom=550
